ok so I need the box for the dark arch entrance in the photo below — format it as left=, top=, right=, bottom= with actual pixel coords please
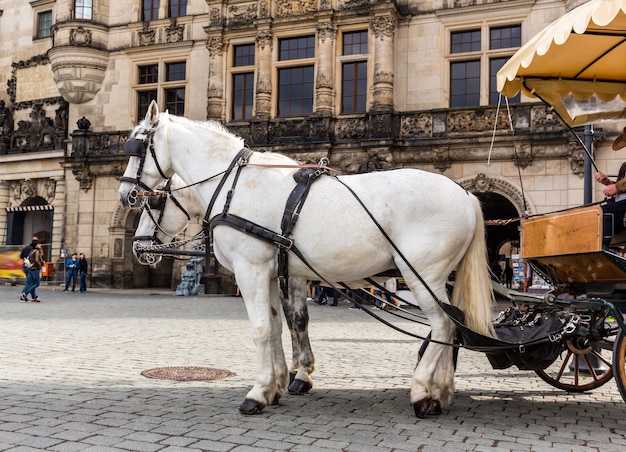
left=475, top=192, right=520, bottom=265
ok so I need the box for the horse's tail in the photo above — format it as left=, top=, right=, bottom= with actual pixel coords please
left=450, top=194, right=496, bottom=338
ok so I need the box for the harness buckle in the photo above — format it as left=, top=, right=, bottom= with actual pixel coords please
left=277, top=237, right=294, bottom=251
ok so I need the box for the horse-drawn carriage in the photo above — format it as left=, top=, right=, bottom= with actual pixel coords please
left=118, top=0, right=626, bottom=417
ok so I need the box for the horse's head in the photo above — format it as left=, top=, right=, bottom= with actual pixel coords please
left=119, top=100, right=172, bottom=208
left=132, top=175, right=194, bottom=265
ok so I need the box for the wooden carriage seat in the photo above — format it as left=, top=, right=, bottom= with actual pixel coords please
left=521, top=205, right=626, bottom=285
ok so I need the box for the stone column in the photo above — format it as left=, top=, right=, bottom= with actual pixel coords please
left=206, top=35, right=227, bottom=120
left=315, top=22, right=337, bottom=116
left=50, top=176, right=65, bottom=263
left=370, top=15, right=397, bottom=112
left=254, top=30, right=273, bottom=120
left=0, top=181, right=9, bottom=245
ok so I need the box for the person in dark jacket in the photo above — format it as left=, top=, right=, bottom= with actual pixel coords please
left=20, top=240, right=43, bottom=302
left=78, top=253, right=88, bottom=293
left=64, top=253, right=78, bottom=292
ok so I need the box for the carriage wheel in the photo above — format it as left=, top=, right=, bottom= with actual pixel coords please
left=613, top=330, right=626, bottom=402
left=535, top=337, right=614, bottom=392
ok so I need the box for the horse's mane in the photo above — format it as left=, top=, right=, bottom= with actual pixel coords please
left=160, top=112, right=243, bottom=145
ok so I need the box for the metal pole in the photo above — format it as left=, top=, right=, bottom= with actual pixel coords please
left=583, top=124, right=594, bottom=204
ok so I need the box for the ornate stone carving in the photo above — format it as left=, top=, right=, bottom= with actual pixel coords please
left=340, top=0, right=369, bottom=10
left=336, top=118, right=367, bottom=140
left=8, top=178, right=56, bottom=205
left=259, top=1, right=269, bottom=17
left=448, top=109, right=508, bottom=133
left=317, top=23, right=337, bottom=43
left=513, top=143, right=533, bottom=169
left=138, top=23, right=156, bottom=46
left=357, top=151, right=393, bottom=173
left=70, top=27, right=92, bottom=46
left=276, top=0, right=317, bottom=17
left=460, top=174, right=530, bottom=215
left=207, top=85, right=222, bottom=99
left=370, top=16, right=397, bottom=40
left=71, top=163, right=94, bottom=191
left=568, top=140, right=585, bottom=177
left=206, top=37, right=226, bottom=56
left=114, top=238, right=123, bottom=258
left=256, top=79, right=272, bottom=94
left=530, top=105, right=562, bottom=132
left=374, top=71, right=393, bottom=84
left=400, top=114, right=432, bottom=137
left=432, top=147, right=451, bottom=172
left=165, top=19, right=185, bottom=43
left=228, top=3, right=257, bottom=25
left=316, top=73, right=332, bottom=90
left=209, top=7, right=223, bottom=25
left=256, top=31, right=273, bottom=51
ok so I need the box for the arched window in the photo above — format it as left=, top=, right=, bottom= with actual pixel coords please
left=74, top=0, right=93, bottom=20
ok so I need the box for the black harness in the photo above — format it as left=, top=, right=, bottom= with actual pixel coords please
left=123, top=128, right=329, bottom=298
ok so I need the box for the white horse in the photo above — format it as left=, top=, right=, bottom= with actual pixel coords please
left=132, top=174, right=316, bottom=394
left=119, top=101, right=495, bottom=417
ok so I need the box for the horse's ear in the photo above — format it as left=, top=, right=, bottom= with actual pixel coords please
left=146, top=100, right=160, bottom=125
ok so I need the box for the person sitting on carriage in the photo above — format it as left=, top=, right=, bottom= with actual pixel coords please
left=595, top=128, right=626, bottom=247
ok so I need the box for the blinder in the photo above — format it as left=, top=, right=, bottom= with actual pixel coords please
left=124, top=138, right=147, bottom=158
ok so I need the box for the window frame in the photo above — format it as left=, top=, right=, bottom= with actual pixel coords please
left=31, top=0, right=55, bottom=41
left=338, top=30, right=370, bottom=114
left=447, top=23, right=522, bottom=107
left=275, top=35, right=316, bottom=118
left=230, top=43, right=256, bottom=121
left=133, top=59, right=188, bottom=121
left=74, top=0, right=93, bottom=20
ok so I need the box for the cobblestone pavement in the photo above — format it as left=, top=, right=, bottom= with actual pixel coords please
left=1, top=285, right=625, bottom=451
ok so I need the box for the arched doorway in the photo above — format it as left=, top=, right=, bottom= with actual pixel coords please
left=476, top=191, right=520, bottom=264
left=6, top=195, right=53, bottom=261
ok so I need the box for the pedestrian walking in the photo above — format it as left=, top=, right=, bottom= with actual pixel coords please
left=20, top=240, right=43, bottom=302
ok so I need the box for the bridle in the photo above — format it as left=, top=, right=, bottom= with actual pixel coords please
left=120, top=122, right=169, bottom=207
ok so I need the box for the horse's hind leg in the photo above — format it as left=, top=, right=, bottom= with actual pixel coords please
left=407, top=285, right=456, bottom=417
left=238, top=275, right=289, bottom=415
left=282, top=277, right=314, bottom=395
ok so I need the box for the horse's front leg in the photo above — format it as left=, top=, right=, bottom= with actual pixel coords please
left=238, top=275, right=288, bottom=415
left=409, top=291, right=457, bottom=418
left=282, top=277, right=314, bottom=395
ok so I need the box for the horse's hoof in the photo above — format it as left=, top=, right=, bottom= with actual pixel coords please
left=239, top=398, right=265, bottom=415
left=289, top=372, right=296, bottom=384
left=288, top=378, right=313, bottom=395
left=413, top=399, right=443, bottom=418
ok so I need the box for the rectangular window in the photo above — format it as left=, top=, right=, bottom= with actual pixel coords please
left=75, top=0, right=93, bottom=20
left=36, top=11, right=52, bottom=38
left=135, top=61, right=186, bottom=121
left=343, top=31, right=368, bottom=55
left=169, top=0, right=187, bottom=18
left=451, top=30, right=480, bottom=54
left=138, top=90, right=158, bottom=120
left=278, top=66, right=314, bottom=116
left=277, top=36, right=315, bottom=117
left=450, top=60, right=480, bottom=107
left=489, top=57, right=520, bottom=105
left=342, top=61, right=367, bottom=113
left=234, top=44, right=255, bottom=67
left=143, top=0, right=160, bottom=21
left=490, top=25, right=521, bottom=50
left=166, top=62, right=186, bottom=82
left=231, top=44, right=255, bottom=121
left=139, top=65, right=159, bottom=84
left=279, top=36, right=315, bottom=61
left=165, top=88, right=185, bottom=115
left=232, top=73, right=254, bottom=120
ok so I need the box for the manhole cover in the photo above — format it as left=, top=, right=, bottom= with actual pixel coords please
left=141, top=366, right=236, bottom=381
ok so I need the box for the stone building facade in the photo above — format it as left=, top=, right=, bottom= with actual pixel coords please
left=0, top=0, right=622, bottom=289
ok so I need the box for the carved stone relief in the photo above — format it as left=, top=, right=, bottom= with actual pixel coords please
left=227, top=3, right=257, bottom=25
left=460, top=173, right=530, bottom=215
left=370, top=16, right=397, bottom=40
left=276, top=0, right=317, bottom=17
left=138, top=23, right=156, bottom=46
left=70, top=27, right=92, bottom=46
left=9, top=178, right=56, bottom=206
left=165, top=20, right=185, bottom=43
left=206, top=37, right=226, bottom=57
left=317, top=23, right=337, bottom=43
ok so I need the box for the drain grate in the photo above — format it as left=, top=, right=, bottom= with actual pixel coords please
left=141, top=366, right=236, bottom=381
